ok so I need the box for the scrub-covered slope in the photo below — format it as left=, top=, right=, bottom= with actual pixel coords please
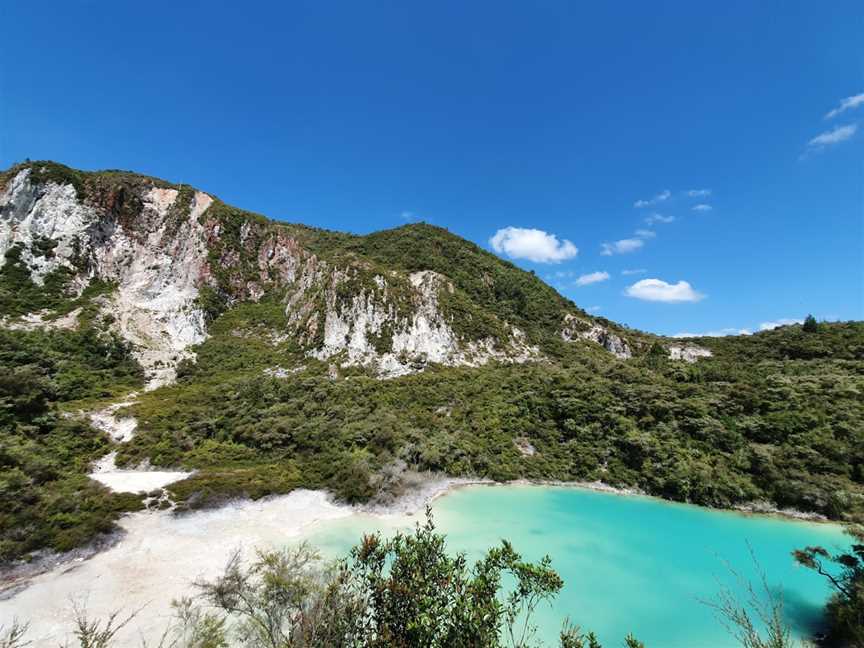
left=1, top=160, right=862, bottom=566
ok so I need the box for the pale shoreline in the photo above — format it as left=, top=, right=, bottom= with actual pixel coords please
left=0, top=475, right=828, bottom=592
left=0, top=477, right=834, bottom=647
left=0, top=490, right=354, bottom=647
left=395, top=476, right=830, bottom=524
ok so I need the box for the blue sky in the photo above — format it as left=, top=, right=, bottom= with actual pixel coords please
left=2, top=1, right=861, bottom=335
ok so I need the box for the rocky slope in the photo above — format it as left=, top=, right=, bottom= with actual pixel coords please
left=0, top=161, right=697, bottom=380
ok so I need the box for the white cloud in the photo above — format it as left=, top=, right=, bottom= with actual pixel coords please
left=673, top=328, right=751, bottom=338
left=575, top=271, right=610, bottom=286
left=401, top=211, right=422, bottom=222
left=587, top=305, right=602, bottom=313
left=601, top=238, right=644, bottom=255
left=621, top=268, right=646, bottom=276
left=634, top=190, right=671, bottom=208
left=692, top=204, right=712, bottom=212
left=634, top=228, right=655, bottom=239
left=489, top=226, right=578, bottom=263
left=686, top=189, right=712, bottom=198
left=825, top=93, right=864, bottom=119
left=644, top=213, right=674, bottom=225
left=674, top=316, right=809, bottom=337
left=625, top=278, right=705, bottom=303
left=759, top=318, right=803, bottom=331
left=806, top=124, right=858, bottom=151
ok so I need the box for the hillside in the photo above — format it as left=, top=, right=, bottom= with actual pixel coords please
left=0, top=161, right=653, bottom=384
left=1, top=160, right=863, bottom=565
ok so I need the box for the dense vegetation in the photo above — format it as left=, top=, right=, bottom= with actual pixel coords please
left=112, top=314, right=864, bottom=524
left=795, top=525, right=864, bottom=646
left=289, top=222, right=642, bottom=351
left=0, top=323, right=144, bottom=562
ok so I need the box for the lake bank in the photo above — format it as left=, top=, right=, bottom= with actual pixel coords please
left=309, top=484, right=846, bottom=647
left=0, top=482, right=847, bottom=647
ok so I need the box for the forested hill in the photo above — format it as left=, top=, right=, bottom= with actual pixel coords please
left=0, top=160, right=862, bottom=565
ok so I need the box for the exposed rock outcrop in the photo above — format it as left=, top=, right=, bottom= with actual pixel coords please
left=1, top=165, right=544, bottom=381
left=560, top=314, right=632, bottom=359
left=667, top=344, right=713, bottom=363
left=0, top=169, right=211, bottom=384
left=306, top=269, right=540, bottom=377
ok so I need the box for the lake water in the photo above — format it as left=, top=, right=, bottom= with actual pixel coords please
left=304, top=484, right=847, bottom=647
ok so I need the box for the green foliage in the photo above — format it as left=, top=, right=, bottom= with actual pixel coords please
left=559, top=623, right=604, bottom=648
left=156, top=511, right=622, bottom=647
left=0, top=619, right=31, bottom=648
left=0, top=325, right=144, bottom=563
left=692, top=320, right=863, bottom=362
left=194, top=285, right=231, bottom=323
left=165, top=183, right=196, bottom=235
left=170, top=463, right=303, bottom=511
left=344, top=510, right=566, bottom=646
left=703, top=548, right=797, bottom=648
left=118, top=322, right=864, bottom=525
left=794, top=525, right=864, bottom=646
left=202, top=198, right=275, bottom=293
left=0, top=244, right=76, bottom=316
left=293, top=222, right=628, bottom=351
left=19, top=160, right=87, bottom=195
left=803, top=314, right=819, bottom=334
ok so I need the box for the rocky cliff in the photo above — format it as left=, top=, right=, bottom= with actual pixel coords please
left=0, top=161, right=703, bottom=382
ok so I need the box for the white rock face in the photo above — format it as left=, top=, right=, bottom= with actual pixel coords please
left=667, top=344, right=713, bottom=362
left=561, top=314, right=632, bottom=359
left=88, top=397, right=139, bottom=442
left=89, top=451, right=192, bottom=494
left=0, top=170, right=211, bottom=381
left=0, top=170, right=93, bottom=284
left=0, top=167, right=550, bottom=381
left=310, top=269, right=540, bottom=377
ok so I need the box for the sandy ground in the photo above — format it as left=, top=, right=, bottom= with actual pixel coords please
left=0, top=475, right=474, bottom=646
left=85, top=395, right=192, bottom=494
left=0, top=490, right=353, bottom=646
left=89, top=450, right=192, bottom=493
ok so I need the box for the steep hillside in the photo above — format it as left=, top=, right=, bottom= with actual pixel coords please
left=1, top=160, right=862, bottom=566
left=0, top=161, right=651, bottom=385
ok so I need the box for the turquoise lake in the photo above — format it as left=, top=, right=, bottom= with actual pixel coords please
left=303, top=484, right=847, bottom=647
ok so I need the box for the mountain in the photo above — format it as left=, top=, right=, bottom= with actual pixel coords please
left=1, top=161, right=862, bottom=565
left=0, top=161, right=668, bottom=386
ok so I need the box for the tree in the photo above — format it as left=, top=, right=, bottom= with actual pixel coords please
left=346, top=507, right=564, bottom=647
left=161, top=510, right=641, bottom=648
left=0, top=620, right=30, bottom=648
left=702, top=545, right=797, bottom=648
left=794, top=526, right=864, bottom=646
left=802, top=314, right=818, bottom=333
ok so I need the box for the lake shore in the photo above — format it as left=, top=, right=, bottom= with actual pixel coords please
left=0, top=490, right=353, bottom=647
left=379, top=475, right=830, bottom=524
left=0, top=474, right=829, bottom=597
left=0, top=477, right=840, bottom=648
